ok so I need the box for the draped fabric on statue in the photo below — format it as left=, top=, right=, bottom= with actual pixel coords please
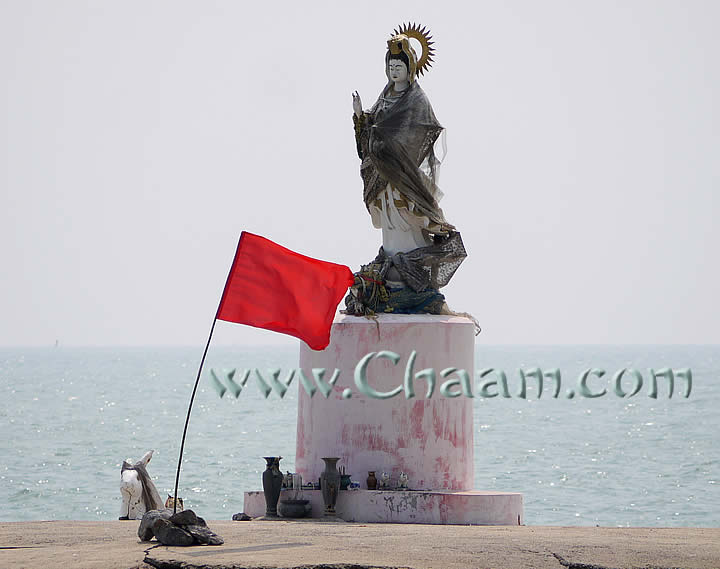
left=121, top=460, right=164, bottom=512
left=348, top=81, right=468, bottom=317
left=344, top=27, right=477, bottom=327
left=356, top=81, right=451, bottom=232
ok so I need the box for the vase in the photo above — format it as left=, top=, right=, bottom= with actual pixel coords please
left=366, top=471, right=377, bottom=490
left=262, top=456, right=283, bottom=517
left=320, top=457, right=341, bottom=516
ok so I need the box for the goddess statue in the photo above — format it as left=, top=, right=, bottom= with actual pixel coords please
left=344, top=23, right=468, bottom=318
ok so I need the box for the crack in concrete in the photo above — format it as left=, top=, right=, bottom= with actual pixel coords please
left=139, top=545, right=702, bottom=569
left=143, top=561, right=413, bottom=569
left=143, top=544, right=163, bottom=554
left=183, top=543, right=313, bottom=557
left=552, top=551, right=700, bottom=569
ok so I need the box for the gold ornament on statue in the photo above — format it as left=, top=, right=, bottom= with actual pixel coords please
left=389, top=22, right=436, bottom=77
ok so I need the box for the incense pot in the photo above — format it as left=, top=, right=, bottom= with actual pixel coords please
left=278, top=472, right=310, bottom=518
left=320, top=457, right=341, bottom=516
left=278, top=499, right=311, bottom=518
left=262, top=457, right=283, bottom=517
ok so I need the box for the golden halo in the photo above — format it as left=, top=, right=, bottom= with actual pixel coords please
left=391, top=22, right=435, bottom=76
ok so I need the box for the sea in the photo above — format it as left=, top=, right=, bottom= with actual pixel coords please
left=0, top=344, right=717, bottom=526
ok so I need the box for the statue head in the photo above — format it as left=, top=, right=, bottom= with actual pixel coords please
left=385, top=23, right=436, bottom=85
left=387, top=53, right=410, bottom=85
left=386, top=34, right=417, bottom=84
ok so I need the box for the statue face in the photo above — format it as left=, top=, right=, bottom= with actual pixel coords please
left=388, top=59, right=409, bottom=83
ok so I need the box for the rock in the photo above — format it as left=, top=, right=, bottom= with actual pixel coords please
left=139, top=508, right=221, bottom=546
left=232, top=512, right=252, bottom=521
left=184, top=524, right=224, bottom=545
left=152, top=518, right=194, bottom=546
left=138, top=509, right=173, bottom=541
left=168, top=509, right=199, bottom=526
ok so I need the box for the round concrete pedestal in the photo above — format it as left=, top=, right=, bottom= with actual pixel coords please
left=295, top=314, right=475, bottom=491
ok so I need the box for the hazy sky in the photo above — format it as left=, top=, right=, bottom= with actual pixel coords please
left=1, top=1, right=718, bottom=346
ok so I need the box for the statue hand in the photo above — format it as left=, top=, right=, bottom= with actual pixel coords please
left=352, top=91, right=363, bottom=117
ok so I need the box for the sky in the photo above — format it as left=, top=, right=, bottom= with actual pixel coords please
left=1, top=1, right=718, bottom=347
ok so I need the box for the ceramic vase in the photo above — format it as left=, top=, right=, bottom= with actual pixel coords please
left=320, top=457, right=341, bottom=516
left=262, top=456, right=283, bottom=517
left=366, top=471, right=378, bottom=490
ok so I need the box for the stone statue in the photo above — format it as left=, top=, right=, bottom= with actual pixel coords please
left=345, top=23, right=468, bottom=318
left=119, top=450, right=164, bottom=520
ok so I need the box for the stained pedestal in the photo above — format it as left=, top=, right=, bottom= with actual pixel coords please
left=243, top=314, right=523, bottom=524
left=296, top=314, right=475, bottom=490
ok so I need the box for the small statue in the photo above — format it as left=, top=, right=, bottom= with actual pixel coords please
left=399, top=472, right=409, bottom=490
left=292, top=473, right=303, bottom=491
left=379, top=471, right=391, bottom=490
left=119, top=450, right=164, bottom=520
left=346, top=23, right=468, bottom=317
left=164, top=495, right=184, bottom=512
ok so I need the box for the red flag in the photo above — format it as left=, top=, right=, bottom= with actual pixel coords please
left=217, top=232, right=355, bottom=350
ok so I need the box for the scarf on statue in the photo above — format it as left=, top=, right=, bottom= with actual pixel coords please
left=365, top=81, right=450, bottom=230
left=122, top=460, right=164, bottom=512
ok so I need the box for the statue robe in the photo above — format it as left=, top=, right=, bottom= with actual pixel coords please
left=355, top=81, right=453, bottom=248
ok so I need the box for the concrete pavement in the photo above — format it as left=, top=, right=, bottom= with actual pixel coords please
left=1, top=519, right=718, bottom=569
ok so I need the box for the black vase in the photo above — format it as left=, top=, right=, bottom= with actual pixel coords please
left=262, top=457, right=283, bottom=517
left=320, top=457, right=341, bottom=516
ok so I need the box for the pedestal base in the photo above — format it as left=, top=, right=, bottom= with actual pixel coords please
left=243, top=489, right=523, bottom=525
left=296, top=314, right=476, bottom=490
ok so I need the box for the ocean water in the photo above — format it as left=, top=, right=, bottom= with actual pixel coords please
left=0, top=344, right=717, bottom=526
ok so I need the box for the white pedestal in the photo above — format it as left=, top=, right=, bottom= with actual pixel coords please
left=243, top=489, right=523, bottom=525
left=296, top=314, right=475, bottom=490
left=243, top=314, right=524, bottom=525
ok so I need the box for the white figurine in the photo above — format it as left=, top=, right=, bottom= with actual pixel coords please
left=380, top=471, right=390, bottom=490
left=119, top=450, right=164, bottom=520
left=399, top=472, right=409, bottom=489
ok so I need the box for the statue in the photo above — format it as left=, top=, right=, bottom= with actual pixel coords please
left=119, top=450, right=164, bottom=520
left=345, top=23, right=469, bottom=318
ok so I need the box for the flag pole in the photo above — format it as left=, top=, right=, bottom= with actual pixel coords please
left=171, top=316, right=217, bottom=514
left=172, top=233, right=245, bottom=515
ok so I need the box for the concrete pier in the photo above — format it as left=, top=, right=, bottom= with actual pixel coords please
left=2, top=520, right=719, bottom=569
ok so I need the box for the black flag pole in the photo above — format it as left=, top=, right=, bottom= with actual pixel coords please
left=171, top=316, right=218, bottom=514
left=171, top=235, right=244, bottom=515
